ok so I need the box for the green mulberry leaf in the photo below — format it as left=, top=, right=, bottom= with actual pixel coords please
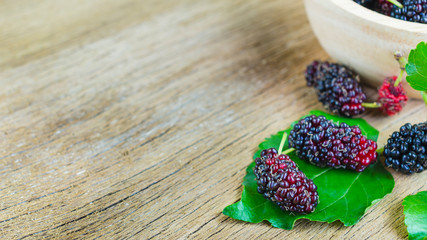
left=406, top=42, right=427, bottom=91
left=403, top=191, right=427, bottom=240
left=223, top=110, right=395, bottom=229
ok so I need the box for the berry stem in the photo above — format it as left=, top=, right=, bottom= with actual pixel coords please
left=399, top=57, right=408, bottom=69
left=394, top=51, right=409, bottom=87
left=362, top=102, right=382, bottom=108
left=278, top=132, right=287, bottom=155
left=282, top=148, right=296, bottom=155
left=421, top=91, right=427, bottom=107
left=386, top=0, right=403, bottom=8
left=376, top=147, right=384, bottom=155
left=394, top=51, right=408, bottom=70
left=394, top=69, right=405, bottom=87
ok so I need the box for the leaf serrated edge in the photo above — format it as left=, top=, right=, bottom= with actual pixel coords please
left=406, top=42, right=427, bottom=91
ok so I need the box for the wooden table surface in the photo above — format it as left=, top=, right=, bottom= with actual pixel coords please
left=0, top=0, right=426, bottom=239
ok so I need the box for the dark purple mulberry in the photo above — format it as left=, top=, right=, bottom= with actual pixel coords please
left=384, top=122, right=427, bottom=174
left=305, top=61, right=367, bottom=117
left=288, top=115, right=378, bottom=172
left=390, top=0, right=427, bottom=23
left=376, top=0, right=400, bottom=15
left=254, top=148, right=319, bottom=214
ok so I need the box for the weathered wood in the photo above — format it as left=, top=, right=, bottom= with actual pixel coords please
left=0, top=0, right=425, bottom=239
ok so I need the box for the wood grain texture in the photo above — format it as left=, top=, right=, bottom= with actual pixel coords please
left=0, top=0, right=425, bottom=239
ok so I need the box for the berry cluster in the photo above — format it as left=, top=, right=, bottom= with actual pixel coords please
left=253, top=115, right=425, bottom=217
left=289, top=115, right=378, bottom=172
left=390, top=0, right=427, bottom=23
left=353, top=0, right=427, bottom=23
left=384, top=122, right=427, bottom=174
left=305, top=61, right=367, bottom=117
left=305, top=61, right=408, bottom=117
left=255, top=148, right=319, bottom=214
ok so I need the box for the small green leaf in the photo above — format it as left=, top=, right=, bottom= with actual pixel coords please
left=223, top=110, right=395, bottom=229
left=406, top=42, right=427, bottom=91
left=403, top=191, right=427, bottom=240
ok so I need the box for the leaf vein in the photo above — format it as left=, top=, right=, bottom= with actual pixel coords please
left=312, top=168, right=332, bottom=179
left=373, top=170, right=386, bottom=195
left=344, top=197, right=348, bottom=220
left=317, top=173, right=361, bottom=212
left=358, top=178, right=369, bottom=207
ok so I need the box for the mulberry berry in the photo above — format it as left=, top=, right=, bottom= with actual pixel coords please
left=289, top=115, right=378, bottom=172
left=353, top=0, right=375, bottom=8
left=375, top=0, right=398, bottom=15
left=384, top=122, right=427, bottom=174
left=305, top=61, right=367, bottom=117
left=377, top=76, right=408, bottom=116
left=390, top=0, right=427, bottom=23
left=255, top=148, right=319, bottom=214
